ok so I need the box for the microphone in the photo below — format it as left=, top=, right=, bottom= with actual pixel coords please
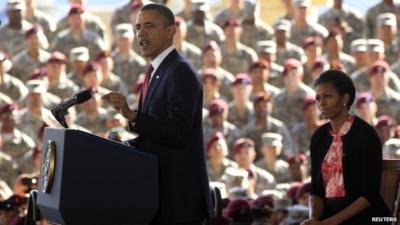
left=51, top=89, right=92, bottom=128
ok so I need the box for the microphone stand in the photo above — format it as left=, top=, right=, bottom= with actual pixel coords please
left=51, top=107, right=69, bottom=128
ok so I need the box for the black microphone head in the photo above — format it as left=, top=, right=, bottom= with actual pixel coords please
left=75, top=89, right=92, bottom=103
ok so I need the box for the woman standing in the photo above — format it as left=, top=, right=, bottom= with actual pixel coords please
left=302, top=70, right=390, bottom=225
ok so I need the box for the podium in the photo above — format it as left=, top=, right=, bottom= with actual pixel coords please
left=36, top=128, right=159, bottom=225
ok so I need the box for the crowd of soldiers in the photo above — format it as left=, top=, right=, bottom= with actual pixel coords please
left=1, top=0, right=400, bottom=224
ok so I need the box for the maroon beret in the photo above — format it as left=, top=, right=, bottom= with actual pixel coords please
left=222, top=18, right=241, bottom=29
left=249, top=60, right=270, bottom=72
left=295, top=182, right=311, bottom=200
left=202, top=68, right=218, bottom=81
left=94, top=51, right=112, bottom=62
left=311, top=57, right=328, bottom=72
left=302, top=95, right=317, bottom=111
left=68, top=3, right=84, bottom=17
left=0, top=103, right=16, bottom=116
left=376, top=115, right=396, bottom=128
left=175, top=16, right=185, bottom=27
left=303, top=36, right=322, bottom=49
left=203, top=41, right=220, bottom=53
left=25, top=25, right=41, bottom=39
left=28, top=69, right=47, bottom=80
left=253, top=92, right=272, bottom=105
left=48, top=51, right=67, bottom=64
left=368, top=60, right=389, bottom=76
left=224, top=199, right=251, bottom=219
left=206, top=131, right=225, bottom=152
left=208, top=99, right=228, bottom=117
left=251, top=195, right=274, bottom=209
left=82, top=61, right=99, bottom=77
left=283, top=58, right=302, bottom=76
left=288, top=153, right=306, bottom=165
left=286, top=181, right=302, bottom=198
left=233, top=138, right=255, bottom=154
left=355, top=92, right=374, bottom=108
left=232, top=73, right=252, bottom=86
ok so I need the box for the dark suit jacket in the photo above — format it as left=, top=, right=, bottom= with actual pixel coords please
left=129, top=49, right=211, bottom=224
left=310, top=116, right=390, bottom=224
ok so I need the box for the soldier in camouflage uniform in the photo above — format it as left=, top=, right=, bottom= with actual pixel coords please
left=240, top=1, right=274, bottom=51
left=273, top=19, right=306, bottom=66
left=352, top=39, right=400, bottom=93
left=26, top=70, right=62, bottom=110
left=24, top=0, right=56, bottom=40
left=0, top=103, right=36, bottom=172
left=205, top=132, right=238, bottom=182
left=354, top=92, right=378, bottom=125
left=256, top=40, right=284, bottom=89
left=302, top=36, right=324, bottom=86
left=112, top=23, right=147, bottom=91
left=203, top=99, right=241, bottom=151
left=67, top=46, right=89, bottom=87
left=0, top=52, right=28, bottom=105
left=95, top=51, right=127, bottom=94
left=55, top=1, right=106, bottom=40
left=291, top=96, right=322, bottom=153
left=199, top=41, right=235, bottom=101
left=10, top=25, right=50, bottom=82
left=242, top=92, right=294, bottom=158
left=110, top=0, right=154, bottom=32
left=368, top=60, right=400, bottom=123
left=271, top=59, right=315, bottom=132
left=232, top=138, right=276, bottom=196
left=318, top=0, right=364, bottom=35
left=249, top=60, right=281, bottom=101
left=220, top=18, right=258, bottom=75
left=186, top=1, right=225, bottom=48
left=75, top=92, right=108, bottom=135
left=365, top=0, right=399, bottom=38
left=81, top=61, right=111, bottom=96
left=0, top=150, right=18, bottom=188
left=214, top=0, right=246, bottom=28
left=349, top=39, right=369, bottom=73
left=376, top=13, right=399, bottom=65
left=173, top=17, right=202, bottom=69
left=391, top=58, right=400, bottom=77
left=202, top=69, right=226, bottom=108
left=17, top=80, right=57, bottom=144
left=227, top=74, right=254, bottom=129
left=289, top=0, right=328, bottom=47
left=51, top=4, right=106, bottom=61
left=0, top=1, right=42, bottom=57
left=45, top=52, right=79, bottom=100
left=254, top=132, right=291, bottom=184
left=175, top=0, right=193, bottom=22
left=322, top=30, right=356, bottom=74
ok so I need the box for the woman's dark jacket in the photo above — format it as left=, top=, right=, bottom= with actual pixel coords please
left=310, top=116, right=390, bottom=224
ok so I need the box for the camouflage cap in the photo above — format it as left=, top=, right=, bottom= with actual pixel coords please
left=350, top=39, right=368, bottom=53
left=377, top=13, right=397, bottom=28
left=367, top=39, right=384, bottom=53
left=7, top=0, right=25, bottom=11
left=69, top=47, right=89, bottom=62
left=256, top=40, right=277, bottom=54
left=261, top=132, right=283, bottom=147
left=115, top=23, right=134, bottom=39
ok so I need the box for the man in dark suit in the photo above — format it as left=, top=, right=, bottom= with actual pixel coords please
left=102, top=3, right=211, bottom=225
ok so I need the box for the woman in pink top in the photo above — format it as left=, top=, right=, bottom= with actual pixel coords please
left=302, top=70, right=390, bottom=225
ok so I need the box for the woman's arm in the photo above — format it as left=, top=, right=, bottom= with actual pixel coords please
left=310, top=195, right=324, bottom=220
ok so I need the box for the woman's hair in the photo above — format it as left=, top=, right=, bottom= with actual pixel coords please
left=314, top=69, right=356, bottom=109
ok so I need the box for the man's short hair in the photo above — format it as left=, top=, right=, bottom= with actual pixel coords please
left=140, top=3, right=175, bottom=26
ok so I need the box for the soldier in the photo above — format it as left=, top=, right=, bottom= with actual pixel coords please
left=74, top=92, right=109, bottom=136
left=220, top=18, right=258, bottom=75
left=289, top=0, right=328, bottom=47
left=55, top=1, right=106, bottom=40
left=110, top=0, right=153, bottom=32
left=10, top=25, right=50, bottom=82
left=228, top=73, right=254, bottom=129
left=242, top=92, right=294, bottom=158
left=0, top=103, right=35, bottom=171
left=318, top=0, right=364, bottom=35
left=26, top=70, right=61, bottom=110
left=205, top=132, right=238, bottom=182
left=322, top=30, right=356, bottom=74
left=302, top=36, right=324, bottom=85
left=95, top=51, right=127, bottom=94
left=256, top=40, right=284, bottom=88
left=0, top=51, right=28, bottom=105
left=199, top=41, right=234, bottom=100
left=0, top=148, right=18, bottom=188
left=232, top=138, right=276, bottom=196
left=112, top=23, right=146, bottom=89
left=354, top=92, right=378, bottom=126
left=202, top=69, right=225, bottom=108
left=375, top=115, right=397, bottom=145
left=271, top=59, right=315, bottom=132
left=51, top=4, right=107, bottom=61
left=17, top=80, right=57, bottom=144
left=175, top=0, right=193, bottom=22
left=81, top=61, right=111, bottom=96
left=254, top=132, right=291, bottom=184
left=368, top=60, right=400, bottom=123
left=214, top=0, right=246, bottom=27
left=173, top=17, right=202, bottom=69
left=391, top=56, right=400, bottom=77
left=273, top=19, right=306, bottom=66
left=349, top=39, right=369, bottom=74
left=248, top=60, right=281, bottom=100
left=376, top=13, right=399, bottom=64
left=291, top=96, right=323, bottom=154
left=352, top=39, right=400, bottom=92
left=67, top=46, right=89, bottom=87
left=365, top=0, right=399, bottom=38
left=0, top=0, right=36, bottom=57
left=203, top=99, right=241, bottom=151
left=45, top=51, right=79, bottom=100
left=186, top=0, right=225, bottom=48
left=240, top=1, right=274, bottom=51
left=24, top=0, right=56, bottom=40
left=308, top=57, right=330, bottom=87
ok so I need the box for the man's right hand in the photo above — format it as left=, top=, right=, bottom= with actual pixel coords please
left=102, top=92, right=137, bottom=121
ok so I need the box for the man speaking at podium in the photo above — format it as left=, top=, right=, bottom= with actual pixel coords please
left=102, top=3, right=211, bottom=225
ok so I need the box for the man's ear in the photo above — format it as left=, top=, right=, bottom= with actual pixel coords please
left=167, top=25, right=176, bottom=39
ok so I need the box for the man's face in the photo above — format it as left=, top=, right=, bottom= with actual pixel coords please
left=45, top=62, right=63, bottom=80
left=193, top=10, right=205, bottom=25
left=378, top=26, right=394, bottom=43
left=203, top=50, right=221, bottom=67
left=116, top=37, right=132, bottom=51
left=210, top=114, right=224, bottom=127
left=83, top=71, right=99, bottom=88
left=250, top=67, right=269, bottom=83
left=208, top=139, right=228, bottom=159
left=234, top=148, right=254, bottom=168
left=274, top=30, right=287, bottom=45
left=135, top=10, right=176, bottom=60
left=224, top=25, right=241, bottom=41
left=25, top=34, right=40, bottom=50
left=68, top=14, right=83, bottom=31
left=232, top=85, right=251, bottom=103
left=72, top=60, right=86, bottom=73
left=305, top=45, right=321, bottom=61
left=254, top=101, right=267, bottom=119
left=294, top=6, right=307, bottom=20
left=0, top=112, right=16, bottom=130
left=27, top=92, right=42, bottom=109
left=7, top=10, right=23, bottom=26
